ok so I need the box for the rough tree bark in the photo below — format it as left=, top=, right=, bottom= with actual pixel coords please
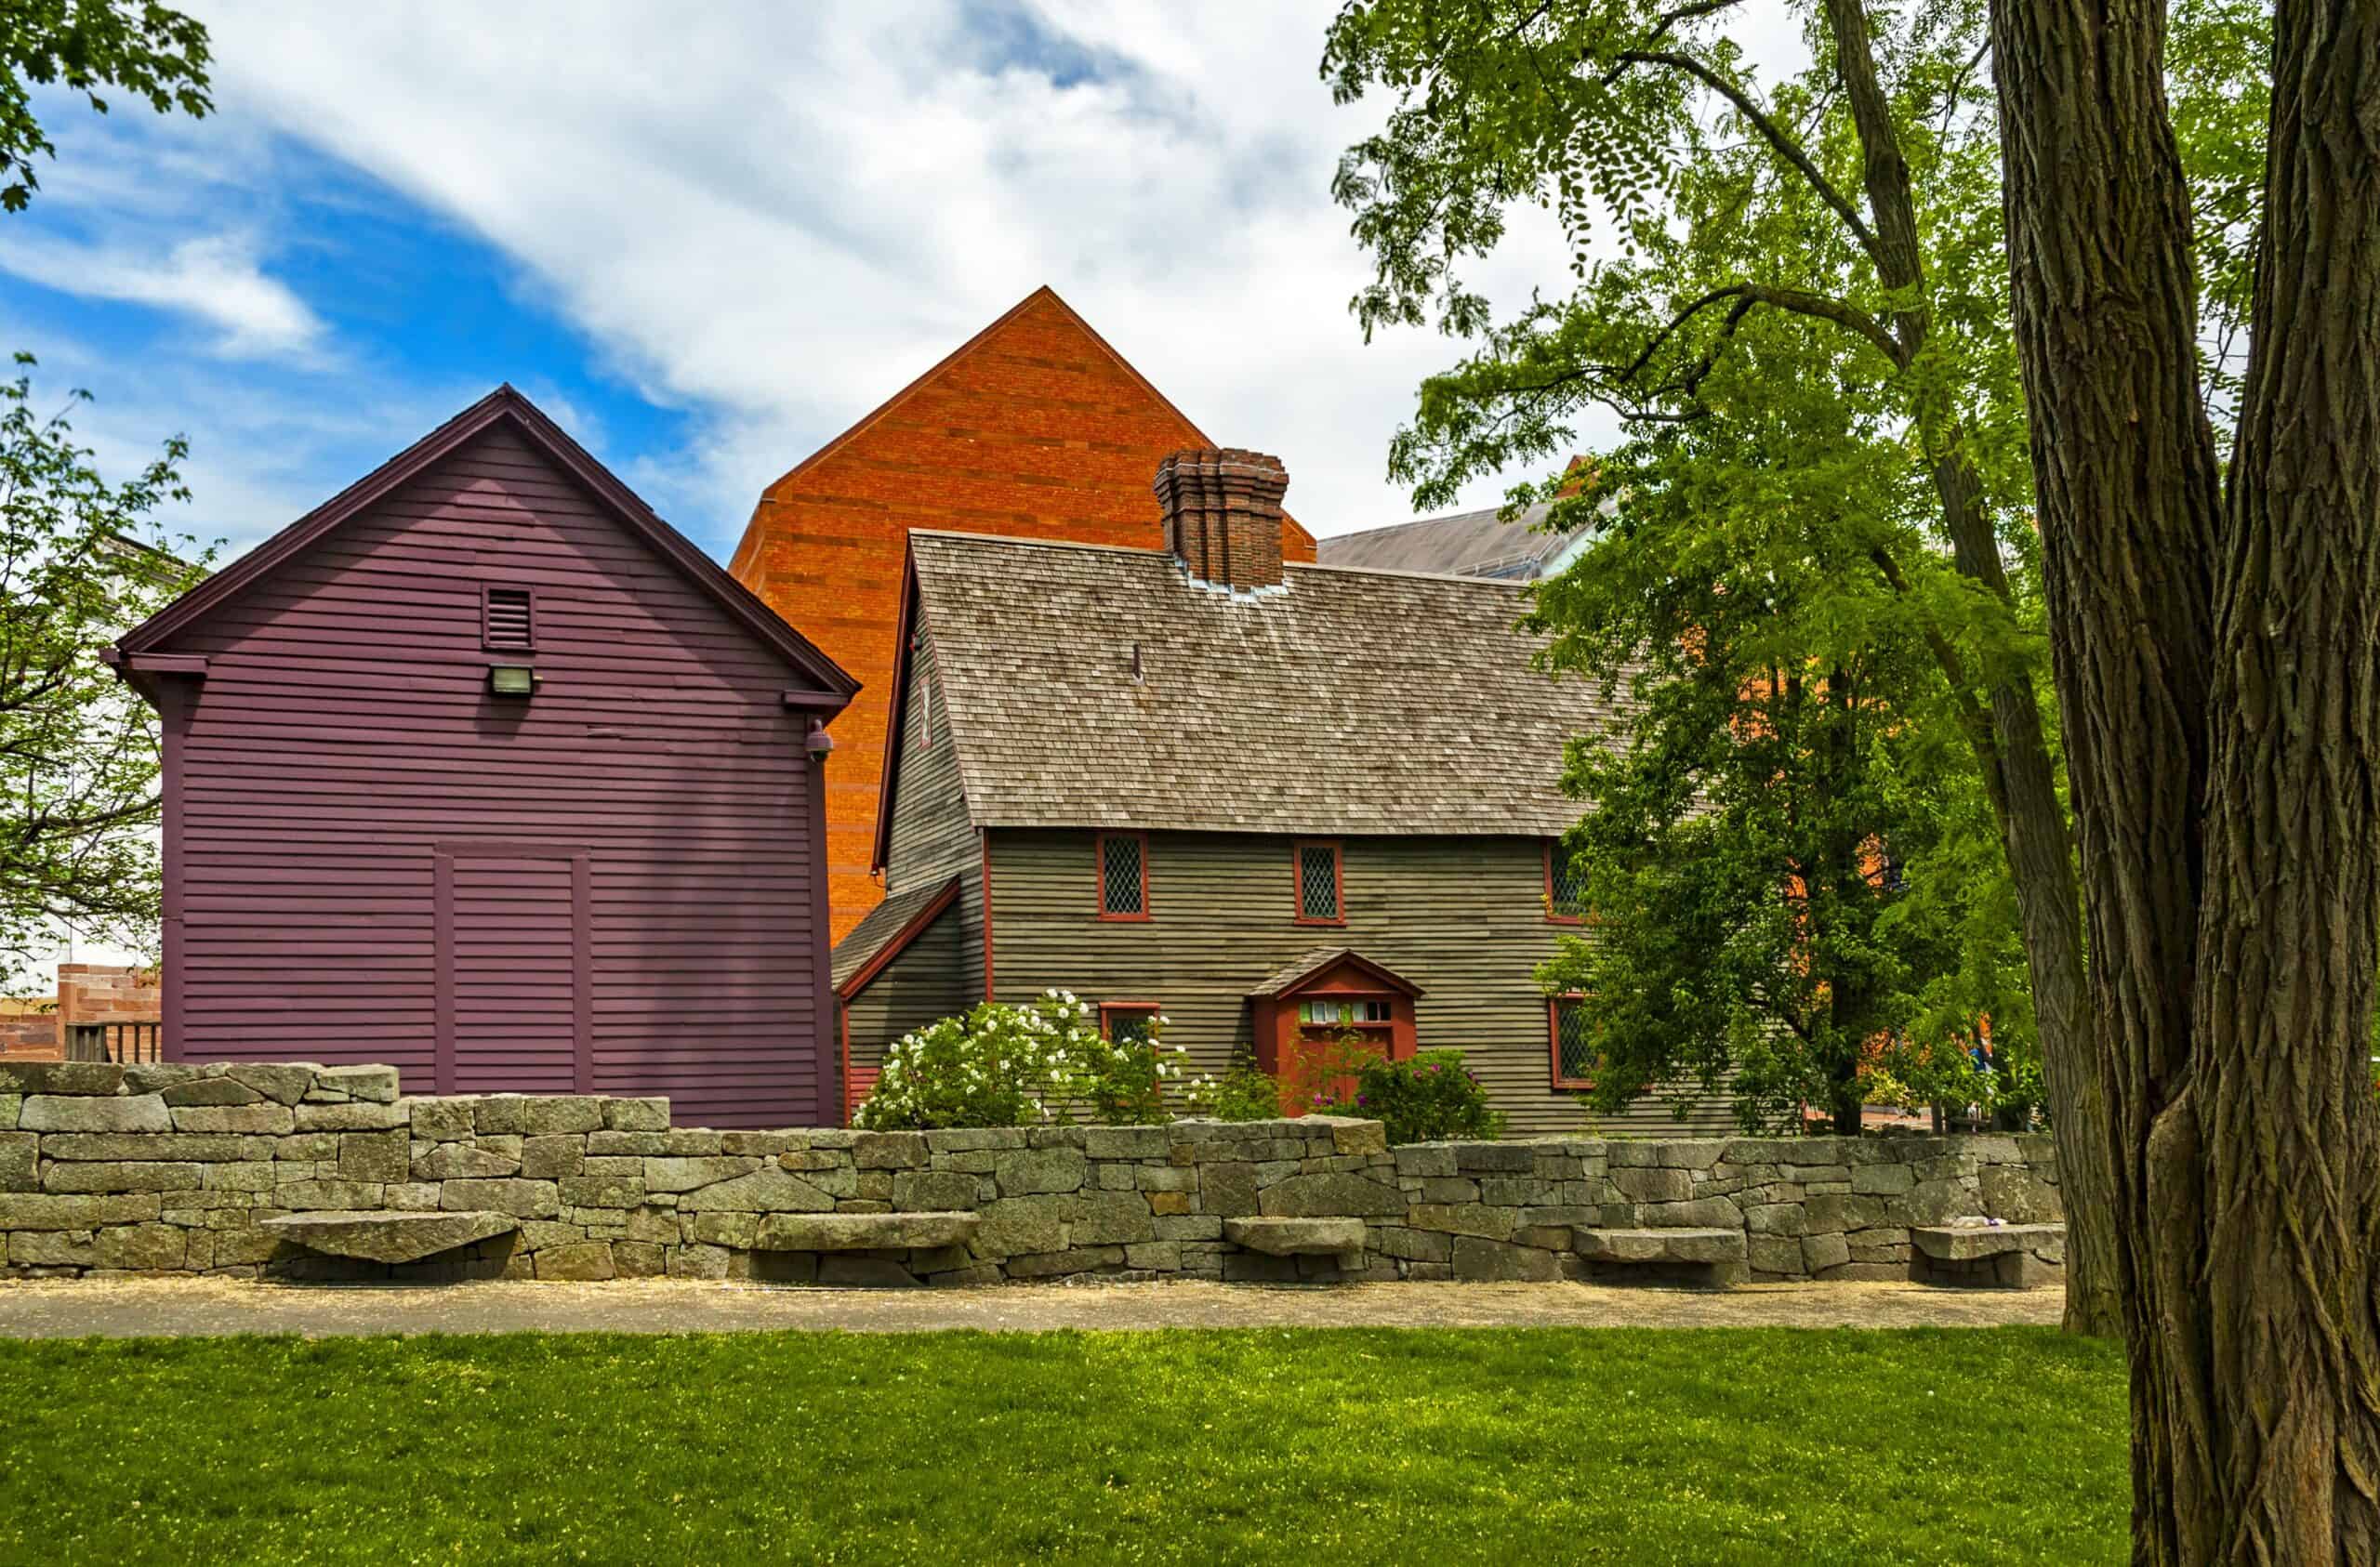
left=1822, top=0, right=2122, bottom=1337
left=1990, top=0, right=2380, bottom=1558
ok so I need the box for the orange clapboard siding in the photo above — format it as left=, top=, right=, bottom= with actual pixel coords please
left=729, top=286, right=1315, bottom=942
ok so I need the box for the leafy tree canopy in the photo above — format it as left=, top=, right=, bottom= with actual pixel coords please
left=1324, top=1, right=2264, bottom=1145
left=0, top=362, right=213, bottom=988
left=0, top=0, right=210, bottom=212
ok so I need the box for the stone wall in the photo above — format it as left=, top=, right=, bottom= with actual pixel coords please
left=0, top=1060, right=2059, bottom=1285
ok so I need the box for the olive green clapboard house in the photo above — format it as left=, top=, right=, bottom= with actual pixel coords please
left=829, top=448, right=1733, bottom=1136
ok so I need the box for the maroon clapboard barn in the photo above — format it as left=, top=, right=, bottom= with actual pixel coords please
left=107, top=388, right=858, bottom=1128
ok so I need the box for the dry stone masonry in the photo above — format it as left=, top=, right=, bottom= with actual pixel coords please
left=0, top=1061, right=2061, bottom=1286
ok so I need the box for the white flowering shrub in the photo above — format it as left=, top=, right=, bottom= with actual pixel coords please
left=852, top=991, right=1190, bottom=1129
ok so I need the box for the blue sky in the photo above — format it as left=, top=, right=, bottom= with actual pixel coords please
left=0, top=1, right=1805, bottom=566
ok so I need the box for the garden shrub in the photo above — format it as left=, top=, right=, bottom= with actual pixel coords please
left=1320, top=1049, right=1505, bottom=1144
left=853, top=992, right=1186, bottom=1129
left=1182, top=1055, right=1287, bottom=1121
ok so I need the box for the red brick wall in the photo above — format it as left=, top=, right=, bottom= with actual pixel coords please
left=0, top=1012, right=58, bottom=1059
left=730, top=287, right=1316, bottom=941
left=0, top=964, right=158, bottom=1060
left=57, top=964, right=161, bottom=1034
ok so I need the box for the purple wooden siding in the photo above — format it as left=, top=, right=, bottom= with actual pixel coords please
left=159, top=424, right=830, bottom=1126
left=440, top=849, right=585, bottom=1097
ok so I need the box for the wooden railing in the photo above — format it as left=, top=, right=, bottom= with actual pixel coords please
left=64, top=1021, right=161, bottom=1064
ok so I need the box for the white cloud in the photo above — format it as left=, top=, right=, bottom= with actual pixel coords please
left=167, top=1, right=1616, bottom=542
left=12, top=2, right=1824, bottom=550
left=0, top=231, right=324, bottom=361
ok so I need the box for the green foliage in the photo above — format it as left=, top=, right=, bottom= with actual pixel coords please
left=0, top=361, right=212, bottom=989
left=0, top=1328, right=2132, bottom=1562
left=1181, top=1053, right=1285, bottom=1122
left=1529, top=459, right=2014, bottom=1130
left=0, top=0, right=211, bottom=213
left=1323, top=2, right=2261, bottom=1130
left=2168, top=0, right=2273, bottom=418
left=851, top=991, right=1184, bottom=1129
left=1317, top=1048, right=1505, bottom=1144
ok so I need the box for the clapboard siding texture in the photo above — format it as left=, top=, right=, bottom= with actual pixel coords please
left=985, top=828, right=1737, bottom=1137
left=884, top=628, right=985, bottom=1005
left=840, top=902, right=970, bottom=1061
left=838, top=630, right=985, bottom=1096
left=148, top=413, right=844, bottom=1127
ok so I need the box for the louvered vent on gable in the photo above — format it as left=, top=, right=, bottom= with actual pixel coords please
left=483, top=587, right=535, bottom=650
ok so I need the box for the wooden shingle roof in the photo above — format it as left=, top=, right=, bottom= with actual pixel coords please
left=906, top=532, right=1621, bottom=838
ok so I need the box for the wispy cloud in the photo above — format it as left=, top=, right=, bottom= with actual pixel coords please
left=0, top=232, right=324, bottom=360
left=1, top=1, right=1818, bottom=557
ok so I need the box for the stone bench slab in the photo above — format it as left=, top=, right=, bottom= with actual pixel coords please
left=751, top=1211, right=978, bottom=1252
left=1575, top=1228, right=1747, bottom=1265
left=1911, top=1223, right=2065, bottom=1261
left=261, top=1210, right=519, bottom=1265
left=1223, top=1218, right=1367, bottom=1257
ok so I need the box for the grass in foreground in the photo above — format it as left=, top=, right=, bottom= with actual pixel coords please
left=0, top=1326, right=2122, bottom=1564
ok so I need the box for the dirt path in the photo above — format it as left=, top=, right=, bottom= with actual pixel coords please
left=0, top=1276, right=2061, bottom=1338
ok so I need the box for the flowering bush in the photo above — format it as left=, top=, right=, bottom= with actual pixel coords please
left=1316, top=1049, right=1504, bottom=1144
left=852, top=992, right=1186, bottom=1129
left=1180, top=1055, right=1287, bottom=1121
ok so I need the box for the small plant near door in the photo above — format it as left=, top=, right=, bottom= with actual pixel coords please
left=1181, top=1052, right=1288, bottom=1122
left=1314, top=1048, right=1504, bottom=1145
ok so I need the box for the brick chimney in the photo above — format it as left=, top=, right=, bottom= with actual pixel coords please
left=1152, top=448, right=1289, bottom=590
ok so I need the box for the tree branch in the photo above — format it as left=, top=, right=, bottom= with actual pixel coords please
left=1612, top=47, right=1882, bottom=265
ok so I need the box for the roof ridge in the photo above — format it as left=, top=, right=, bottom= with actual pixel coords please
left=907, top=529, right=1533, bottom=592
left=906, top=528, right=1173, bottom=561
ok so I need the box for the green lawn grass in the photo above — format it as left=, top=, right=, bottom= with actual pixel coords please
left=0, top=1326, right=2123, bottom=1565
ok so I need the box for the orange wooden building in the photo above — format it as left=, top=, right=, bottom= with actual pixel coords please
left=729, top=286, right=1316, bottom=940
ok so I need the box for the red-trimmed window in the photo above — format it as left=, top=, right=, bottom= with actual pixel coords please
left=1545, top=841, right=1587, bottom=924
left=1549, top=994, right=1597, bottom=1089
left=483, top=586, right=534, bottom=651
left=1097, top=832, right=1149, bottom=920
left=1293, top=840, right=1343, bottom=925
left=1100, top=1002, right=1161, bottom=1045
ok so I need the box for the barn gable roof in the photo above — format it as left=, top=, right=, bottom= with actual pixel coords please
left=114, top=386, right=857, bottom=701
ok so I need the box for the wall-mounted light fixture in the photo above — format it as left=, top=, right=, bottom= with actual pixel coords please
left=487, top=665, right=537, bottom=698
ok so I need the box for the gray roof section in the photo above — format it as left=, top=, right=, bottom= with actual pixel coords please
left=1248, top=947, right=1425, bottom=997
left=907, top=532, right=1621, bottom=837
left=1316, top=501, right=1567, bottom=581
left=830, top=876, right=959, bottom=992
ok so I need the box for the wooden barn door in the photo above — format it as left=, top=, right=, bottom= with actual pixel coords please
left=433, top=845, right=591, bottom=1096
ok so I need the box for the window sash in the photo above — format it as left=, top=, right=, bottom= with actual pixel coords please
left=1295, top=842, right=1342, bottom=922
left=1098, top=833, right=1147, bottom=918
left=1551, top=996, right=1597, bottom=1087
left=1100, top=1004, right=1159, bottom=1045
left=1547, top=843, right=1587, bottom=921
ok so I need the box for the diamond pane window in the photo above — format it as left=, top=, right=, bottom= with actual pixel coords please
left=1549, top=844, right=1588, bottom=920
left=1553, top=996, right=1598, bottom=1087
left=1103, top=1006, right=1158, bottom=1046
left=1296, top=842, right=1342, bottom=922
left=1099, top=833, right=1146, bottom=918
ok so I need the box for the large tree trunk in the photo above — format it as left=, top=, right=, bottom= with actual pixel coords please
left=1823, top=0, right=2122, bottom=1337
left=1991, top=0, right=2380, bottom=1559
